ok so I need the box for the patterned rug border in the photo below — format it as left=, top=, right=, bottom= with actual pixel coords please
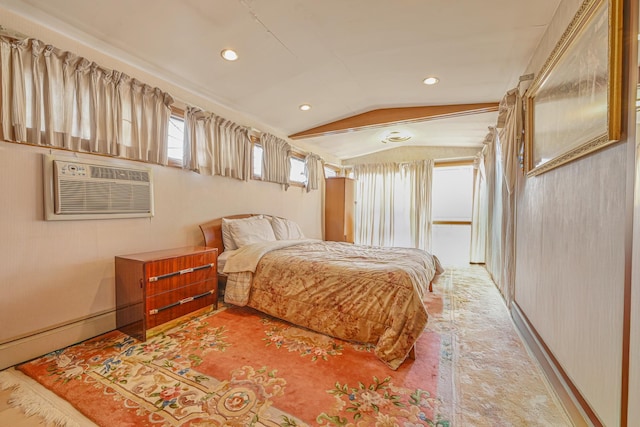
left=0, top=367, right=94, bottom=426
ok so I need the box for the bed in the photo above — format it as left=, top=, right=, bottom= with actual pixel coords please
left=199, top=214, right=443, bottom=370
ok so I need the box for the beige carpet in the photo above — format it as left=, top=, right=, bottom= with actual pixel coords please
left=434, top=265, right=572, bottom=426
left=0, top=265, right=572, bottom=426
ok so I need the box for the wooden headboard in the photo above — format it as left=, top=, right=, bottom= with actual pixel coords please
left=198, top=214, right=258, bottom=254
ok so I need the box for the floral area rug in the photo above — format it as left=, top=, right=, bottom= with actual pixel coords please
left=449, top=266, right=572, bottom=426
left=11, top=276, right=454, bottom=427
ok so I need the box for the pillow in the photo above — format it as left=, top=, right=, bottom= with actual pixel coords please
left=271, top=216, right=305, bottom=240
left=221, top=215, right=263, bottom=251
left=228, top=217, right=277, bottom=248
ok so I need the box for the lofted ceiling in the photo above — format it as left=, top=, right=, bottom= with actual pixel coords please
left=0, top=0, right=561, bottom=161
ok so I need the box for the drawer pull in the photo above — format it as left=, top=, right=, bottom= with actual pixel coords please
left=149, top=263, right=215, bottom=282
left=149, top=289, right=214, bottom=315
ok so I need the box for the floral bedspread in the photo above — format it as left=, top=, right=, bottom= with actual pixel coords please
left=224, top=240, right=443, bottom=370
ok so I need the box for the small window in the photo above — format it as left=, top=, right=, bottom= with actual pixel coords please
left=324, top=165, right=338, bottom=178
left=252, top=143, right=263, bottom=179
left=168, top=114, right=184, bottom=166
left=290, top=155, right=306, bottom=185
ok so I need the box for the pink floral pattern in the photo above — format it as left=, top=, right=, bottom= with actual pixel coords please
left=244, top=241, right=441, bottom=369
left=318, top=377, right=449, bottom=427
left=18, top=302, right=451, bottom=426
left=262, top=317, right=344, bottom=361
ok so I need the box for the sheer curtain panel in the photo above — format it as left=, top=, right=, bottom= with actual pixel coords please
left=353, top=163, right=398, bottom=247
left=215, top=117, right=251, bottom=180
left=183, top=107, right=251, bottom=179
left=354, top=161, right=435, bottom=249
left=0, top=37, right=172, bottom=163
left=304, top=153, right=322, bottom=192
left=496, top=88, right=523, bottom=305
left=405, top=159, right=434, bottom=251
left=260, top=133, right=291, bottom=189
left=480, top=88, right=523, bottom=305
left=470, top=142, right=489, bottom=263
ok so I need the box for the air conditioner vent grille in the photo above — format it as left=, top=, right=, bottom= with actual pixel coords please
left=44, top=155, right=154, bottom=221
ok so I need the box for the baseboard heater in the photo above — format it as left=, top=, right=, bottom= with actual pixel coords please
left=0, top=310, right=115, bottom=370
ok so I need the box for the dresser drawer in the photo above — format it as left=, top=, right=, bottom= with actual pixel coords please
left=146, top=283, right=217, bottom=329
left=145, top=252, right=216, bottom=281
left=146, top=261, right=216, bottom=295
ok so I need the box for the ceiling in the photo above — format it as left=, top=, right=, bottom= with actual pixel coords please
left=1, top=0, right=561, bottom=161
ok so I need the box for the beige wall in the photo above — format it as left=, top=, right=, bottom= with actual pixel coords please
left=0, top=8, right=323, bottom=369
left=515, top=0, right=629, bottom=425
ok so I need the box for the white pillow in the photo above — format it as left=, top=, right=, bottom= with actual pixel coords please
left=229, top=217, right=276, bottom=248
left=221, top=215, right=263, bottom=251
left=271, top=216, right=305, bottom=240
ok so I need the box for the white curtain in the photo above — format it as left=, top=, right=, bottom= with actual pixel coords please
left=260, top=133, right=291, bottom=189
left=0, top=37, right=172, bottom=163
left=183, top=107, right=214, bottom=174
left=470, top=146, right=488, bottom=263
left=304, top=153, right=322, bottom=192
left=404, top=159, right=434, bottom=251
left=499, top=89, right=522, bottom=195
left=497, top=89, right=522, bottom=305
left=353, top=163, right=397, bottom=247
left=183, top=107, right=251, bottom=179
left=481, top=88, right=523, bottom=306
left=353, top=160, right=434, bottom=249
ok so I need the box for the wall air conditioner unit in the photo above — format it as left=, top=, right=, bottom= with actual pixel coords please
left=43, top=154, right=154, bottom=221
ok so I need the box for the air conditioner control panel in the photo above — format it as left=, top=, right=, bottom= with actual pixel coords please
left=57, top=161, right=89, bottom=177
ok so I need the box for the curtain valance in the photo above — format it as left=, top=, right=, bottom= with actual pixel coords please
left=183, top=107, right=251, bottom=180
left=0, top=36, right=173, bottom=164
left=260, top=133, right=291, bottom=189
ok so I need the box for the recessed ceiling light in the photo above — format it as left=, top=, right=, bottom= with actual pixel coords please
left=299, top=104, right=311, bottom=111
left=423, top=76, right=439, bottom=85
left=221, top=49, right=238, bottom=61
left=382, top=130, right=412, bottom=144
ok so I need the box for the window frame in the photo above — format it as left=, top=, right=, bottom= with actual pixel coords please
left=432, top=159, right=475, bottom=225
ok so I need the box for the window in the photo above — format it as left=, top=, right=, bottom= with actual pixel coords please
left=289, top=154, right=306, bottom=185
left=431, top=164, right=475, bottom=266
left=167, top=114, right=185, bottom=166
left=252, top=143, right=263, bottom=179
left=432, top=165, right=474, bottom=222
left=324, top=165, right=338, bottom=178
left=252, top=143, right=306, bottom=186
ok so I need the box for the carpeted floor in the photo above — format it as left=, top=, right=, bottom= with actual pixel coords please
left=0, top=265, right=572, bottom=426
left=439, top=266, right=572, bottom=426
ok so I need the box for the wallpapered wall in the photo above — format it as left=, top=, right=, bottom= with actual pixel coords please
left=515, top=0, right=630, bottom=425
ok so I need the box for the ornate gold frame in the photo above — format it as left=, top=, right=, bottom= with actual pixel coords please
left=524, top=0, right=622, bottom=176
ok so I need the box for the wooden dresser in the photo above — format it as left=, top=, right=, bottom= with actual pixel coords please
left=325, top=177, right=355, bottom=243
left=115, top=246, right=218, bottom=341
